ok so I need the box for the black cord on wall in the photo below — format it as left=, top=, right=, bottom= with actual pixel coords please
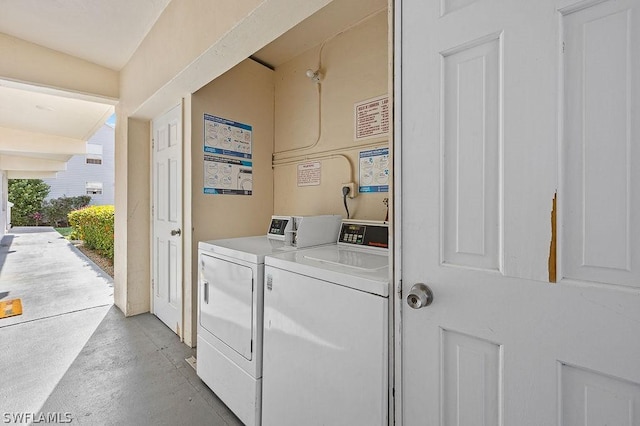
left=342, top=186, right=351, bottom=219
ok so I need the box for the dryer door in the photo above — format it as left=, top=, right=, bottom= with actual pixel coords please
left=200, top=253, right=254, bottom=360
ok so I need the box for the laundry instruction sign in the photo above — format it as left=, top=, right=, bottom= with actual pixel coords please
left=203, top=114, right=253, bottom=195
left=359, top=147, right=389, bottom=193
left=204, top=155, right=253, bottom=195
left=354, top=95, right=389, bottom=140
left=204, top=114, right=252, bottom=158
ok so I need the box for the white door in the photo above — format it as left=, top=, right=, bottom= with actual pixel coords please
left=152, top=104, right=183, bottom=336
left=397, top=0, right=640, bottom=425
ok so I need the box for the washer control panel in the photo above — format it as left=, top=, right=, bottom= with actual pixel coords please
left=268, top=216, right=291, bottom=239
left=338, top=221, right=388, bottom=249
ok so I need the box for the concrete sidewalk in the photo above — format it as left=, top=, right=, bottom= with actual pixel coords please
left=0, top=227, right=114, bottom=417
left=0, top=227, right=113, bottom=327
left=0, top=227, right=240, bottom=425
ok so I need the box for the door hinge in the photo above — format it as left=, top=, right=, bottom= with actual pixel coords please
left=562, top=41, right=565, bottom=53
left=397, top=279, right=402, bottom=299
left=151, top=205, right=154, bottom=217
left=152, top=138, right=155, bottom=148
left=152, top=278, right=154, bottom=289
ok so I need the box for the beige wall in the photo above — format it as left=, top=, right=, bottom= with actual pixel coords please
left=185, top=59, right=274, bottom=344
left=191, top=59, right=275, bottom=241
left=113, top=107, right=128, bottom=311
left=273, top=11, right=389, bottom=220
left=114, top=113, right=151, bottom=316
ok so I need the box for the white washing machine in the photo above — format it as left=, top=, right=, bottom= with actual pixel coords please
left=262, top=220, right=390, bottom=426
left=197, top=215, right=342, bottom=426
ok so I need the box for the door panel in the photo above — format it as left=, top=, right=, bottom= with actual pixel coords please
left=442, top=330, right=501, bottom=426
left=152, top=104, right=183, bottom=335
left=169, top=240, right=178, bottom=306
left=397, top=0, right=640, bottom=424
left=442, top=35, right=500, bottom=271
left=563, top=0, right=640, bottom=287
left=200, top=254, right=254, bottom=360
left=561, top=364, right=640, bottom=425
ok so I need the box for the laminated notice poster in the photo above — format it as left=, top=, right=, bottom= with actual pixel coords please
left=359, top=147, right=389, bottom=193
left=203, top=114, right=253, bottom=195
left=204, top=154, right=253, bottom=195
left=204, top=114, right=252, bottom=159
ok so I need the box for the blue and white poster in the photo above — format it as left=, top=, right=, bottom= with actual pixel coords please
left=203, top=154, right=253, bottom=195
left=203, top=114, right=252, bottom=159
left=359, top=147, right=389, bottom=193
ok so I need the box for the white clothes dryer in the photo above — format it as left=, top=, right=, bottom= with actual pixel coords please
left=262, top=220, right=390, bottom=426
left=197, top=215, right=341, bottom=426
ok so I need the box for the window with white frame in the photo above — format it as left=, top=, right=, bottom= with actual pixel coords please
left=86, top=143, right=103, bottom=165
left=86, top=182, right=103, bottom=195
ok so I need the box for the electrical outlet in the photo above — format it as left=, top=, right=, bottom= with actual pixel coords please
left=342, top=182, right=356, bottom=199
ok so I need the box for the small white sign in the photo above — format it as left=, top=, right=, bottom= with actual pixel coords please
left=354, top=95, right=389, bottom=140
left=297, top=162, right=321, bottom=187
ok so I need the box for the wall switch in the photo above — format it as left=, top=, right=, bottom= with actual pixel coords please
left=342, top=182, right=356, bottom=199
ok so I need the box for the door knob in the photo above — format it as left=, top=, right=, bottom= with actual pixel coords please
left=170, top=228, right=181, bottom=236
left=407, top=283, right=434, bottom=309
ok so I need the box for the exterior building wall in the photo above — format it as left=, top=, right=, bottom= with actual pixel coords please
left=44, top=124, right=115, bottom=205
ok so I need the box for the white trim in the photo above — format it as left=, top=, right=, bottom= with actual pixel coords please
left=556, top=11, right=566, bottom=283
left=392, top=0, right=403, bottom=423
left=558, top=0, right=609, bottom=15
left=149, top=116, right=154, bottom=316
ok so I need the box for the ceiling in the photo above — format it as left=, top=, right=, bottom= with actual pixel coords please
left=252, top=0, right=387, bottom=68
left=0, top=0, right=172, bottom=71
left=0, top=0, right=171, bottom=177
left=0, top=83, right=114, bottom=141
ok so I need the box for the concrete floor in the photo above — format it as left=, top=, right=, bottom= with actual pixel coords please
left=0, top=227, right=241, bottom=425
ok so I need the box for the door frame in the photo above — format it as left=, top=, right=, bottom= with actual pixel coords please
left=392, top=0, right=403, bottom=424
left=150, top=102, right=184, bottom=340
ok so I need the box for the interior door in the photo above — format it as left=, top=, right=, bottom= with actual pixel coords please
left=397, top=0, right=640, bottom=425
left=152, top=104, right=183, bottom=336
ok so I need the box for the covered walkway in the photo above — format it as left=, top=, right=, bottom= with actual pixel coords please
left=0, top=227, right=239, bottom=425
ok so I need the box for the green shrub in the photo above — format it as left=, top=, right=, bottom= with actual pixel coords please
left=42, top=195, right=91, bottom=227
left=68, top=205, right=114, bottom=260
left=8, top=179, right=50, bottom=226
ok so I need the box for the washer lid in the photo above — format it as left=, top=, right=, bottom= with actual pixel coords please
left=303, top=249, right=388, bottom=271
left=198, top=236, right=290, bottom=263
left=265, top=245, right=389, bottom=297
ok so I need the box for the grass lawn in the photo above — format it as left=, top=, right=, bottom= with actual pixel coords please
left=55, top=227, right=73, bottom=238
